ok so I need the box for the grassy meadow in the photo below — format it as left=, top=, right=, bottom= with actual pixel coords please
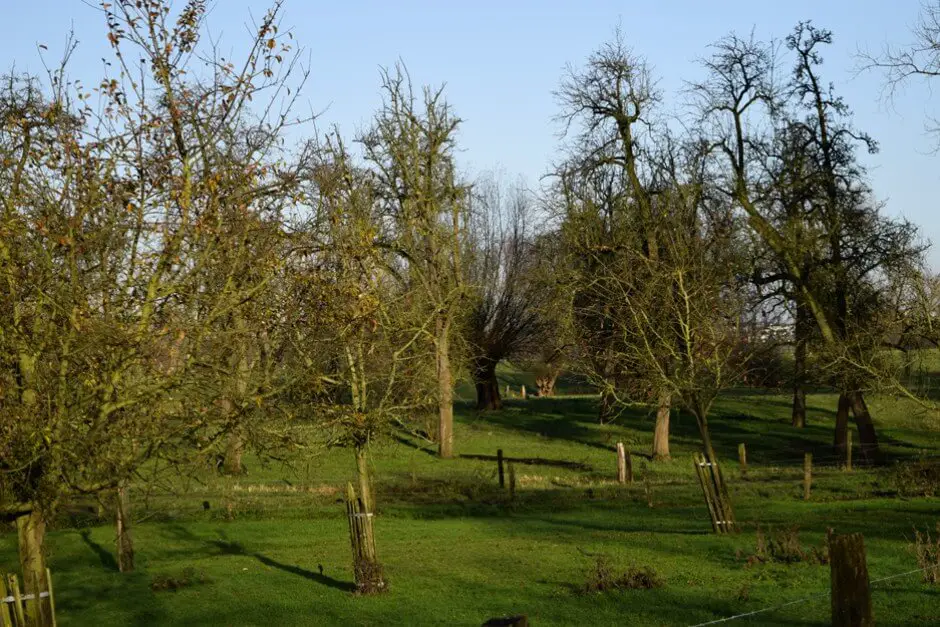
left=3, top=372, right=940, bottom=626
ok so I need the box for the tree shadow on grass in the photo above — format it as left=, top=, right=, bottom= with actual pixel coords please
left=78, top=529, right=118, bottom=571
left=207, top=537, right=355, bottom=593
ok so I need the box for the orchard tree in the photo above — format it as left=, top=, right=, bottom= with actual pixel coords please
left=360, top=67, right=468, bottom=458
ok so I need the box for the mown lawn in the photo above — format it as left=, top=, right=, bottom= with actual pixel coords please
left=3, top=387, right=940, bottom=626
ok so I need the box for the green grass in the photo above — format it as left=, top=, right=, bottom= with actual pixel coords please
left=4, top=388, right=940, bottom=625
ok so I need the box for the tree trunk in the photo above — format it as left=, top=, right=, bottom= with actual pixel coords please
left=16, top=508, right=48, bottom=623
left=792, top=300, right=809, bottom=427
left=222, top=432, right=244, bottom=475
left=652, top=391, right=671, bottom=460
left=833, top=393, right=851, bottom=456
left=598, top=388, right=616, bottom=424
left=115, top=485, right=135, bottom=573
left=535, top=374, right=557, bottom=397
left=437, top=319, right=454, bottom=458
left=354, top=444, right=374, bottom=515
left=474, top=359, right=502, bottom=411
left=848, top=391, right=882, bottom=465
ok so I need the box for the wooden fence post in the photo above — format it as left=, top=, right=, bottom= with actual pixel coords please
left=803, top=453, right=812, bottom=500
left=508, top=463, right=516, bottom=501
left=738, top=443, right=747, bottom=479
left=520, top=385, right=526, bottom=400
left=345, top=482, right=385, bottom=594
left=497, top=449, right=505, bottom=489
left=845, top=430, right=853, bottom=472
left=830, top=532, right=874, bottom=626
left=616, top=443, right=627, bottom=484
left=505, top=384, right=510, bottom=398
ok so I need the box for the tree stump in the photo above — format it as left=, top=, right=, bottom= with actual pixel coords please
left=830, top=532, right=873, bottom=626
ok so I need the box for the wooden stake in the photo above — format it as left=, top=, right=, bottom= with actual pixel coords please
left=830, top=532, right=874, bottom=626
left=45, top=568, right=56, bottom=627
left=616, top=443, right=627, bottom=484
left=520, top=385, right=526, bottom=400
left=803, top=452, right=812, bottom=500
left=738, top=443, right=747, bottom=478
left=6, top=575, right=24, bottom=627
left=0, top=575, right=14, bottom=627
left=497, top=449, right=505, bottom=489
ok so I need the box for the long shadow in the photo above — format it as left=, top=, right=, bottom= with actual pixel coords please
left=78, top=529, right=118, bottom=571
left=391, top=433, right=438, bottom=457
left=206, top=539, right=355, bottom=593
left=458, top=453, right=593, bottom=471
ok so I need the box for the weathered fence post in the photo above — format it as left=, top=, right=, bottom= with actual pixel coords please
left=345, top=482, right=385, bottom=594
left=616, top=443, right=627, bottom=484
left=520, top=385, right=527, bottom=400
left=505, top=384, right=511, bottom=398
left=508, top=462, right=516, bottom=501
left=497, top=449, right=505, bottom=489
left=692, top=453, right=736, bottom=533
left=803, top=452, right=812, bottom=500
left=830, top=532, right=874, bottom=626
left=738, top=443, right=747, bottom=479
left=845, top=430, right=853, bottom=472
left=115, top=485, right=134, bottom=573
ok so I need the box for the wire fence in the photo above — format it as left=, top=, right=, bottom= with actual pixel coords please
left=688, top=563, right=940, bottom=626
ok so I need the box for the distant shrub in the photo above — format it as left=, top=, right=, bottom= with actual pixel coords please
left=912, top=523, right=940, bottom=584
left=150, top=567, right=212, bottom=592
left=740, top=526, right=828, bottom=566
left=894, top=460, right=940, bottom=497
left=581, top=555, right=664, bottom=593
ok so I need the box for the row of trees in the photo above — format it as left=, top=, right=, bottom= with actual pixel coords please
left=2, top=0, right=938, bottom=599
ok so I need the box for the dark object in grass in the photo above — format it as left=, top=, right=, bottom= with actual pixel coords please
left=894, top=459, right=940, bottom=497
left=202, top=501, right=210, bottom=510
left=912, top=523, right=940, bottom=584
left=150, top=567, right=212, bottom=592
left=742, top=526, right=828, bottom=566
left=581, top=555, right=664, bottom=593
left=482, top=615, right=528, bottom=626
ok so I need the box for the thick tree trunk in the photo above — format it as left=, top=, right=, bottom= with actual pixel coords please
left=535, top=374, right=557, bottom=397
left=437, top=320, right=454, bottom=458
left=474, top=360, right=502, bottom=411
left=223, top=432, right=244, bottom=475
left=848, top=391, right=881, bottom=465
left=833, top=393, right=851, bottom=456
left=792, top=300, right=809, bottom=427
left=16, top=508, right=49, bottom=624
left=115, top=485, right=135, bottom=573
left=652, top=391, right=671, bottom=460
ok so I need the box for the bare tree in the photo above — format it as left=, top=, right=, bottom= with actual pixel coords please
left=360, top=66, right=468, bottom=458
left=464, top=174, right=547, bottom=410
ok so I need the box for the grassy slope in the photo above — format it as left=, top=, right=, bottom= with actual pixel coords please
left=3, top=386, right=940, bottom=626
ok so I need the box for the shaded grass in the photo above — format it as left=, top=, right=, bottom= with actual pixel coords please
left=3, top=386, right=940, bottom=625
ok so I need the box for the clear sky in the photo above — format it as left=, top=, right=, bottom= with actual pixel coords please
left=2, top=1, right=938, bottom=265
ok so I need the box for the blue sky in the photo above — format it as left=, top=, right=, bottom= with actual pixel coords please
left=2, top=1, right=938, bottom=264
